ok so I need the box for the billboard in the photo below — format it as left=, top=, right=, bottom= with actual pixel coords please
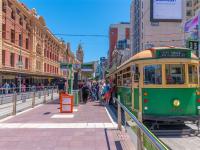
left=150, top=0, right=182, bottom=22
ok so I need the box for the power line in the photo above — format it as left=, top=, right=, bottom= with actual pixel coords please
left=53, top=34, right=109, bottom=38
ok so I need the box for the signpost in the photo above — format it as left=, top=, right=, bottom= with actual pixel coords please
left=60, top=63, right=73, bottom=94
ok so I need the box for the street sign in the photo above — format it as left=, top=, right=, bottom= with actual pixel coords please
left=60, top=63, right=72, bottom=69
left=73, top=64, right=81, bottom=70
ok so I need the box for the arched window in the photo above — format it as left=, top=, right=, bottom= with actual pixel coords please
left=2, top=1, right=7, bottom=13
left=19, top=16, right=23, bottom=26
left=11, top=9, right=15, bottom=20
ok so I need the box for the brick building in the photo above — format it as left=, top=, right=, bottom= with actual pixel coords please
left=1, top=0, right=70, bottom=85
left=108, top=22, right=130, bottom=69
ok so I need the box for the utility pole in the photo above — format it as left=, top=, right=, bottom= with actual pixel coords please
left=17, top=47, right=23, bottom=93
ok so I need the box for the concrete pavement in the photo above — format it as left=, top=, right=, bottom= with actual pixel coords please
left=0, top=100, right=135, bottom=150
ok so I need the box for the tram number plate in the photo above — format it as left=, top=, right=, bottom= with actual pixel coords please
left=156, top=50, right=191, bottom=58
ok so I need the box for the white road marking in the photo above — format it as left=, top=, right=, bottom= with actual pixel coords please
left=0, top=123, right=117, bottom=129
left=105, top=106, right=117, bottom=127
left=73, top=108, right=78, bottom=112
left=51, top=114, right=74, bottom=118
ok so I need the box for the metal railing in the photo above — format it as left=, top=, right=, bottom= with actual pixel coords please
left=115, top=97, right=168, bottom=150
left=0, top=86, right=59, bottom=119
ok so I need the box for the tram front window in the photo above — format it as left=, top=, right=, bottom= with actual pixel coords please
left=166, top=64, right=185, bottom=84
left=188, top=64, right=198, bottom=84
left=144, top=65, right=162, bottom=85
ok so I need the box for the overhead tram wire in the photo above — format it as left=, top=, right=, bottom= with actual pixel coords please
left=53, top=34, right=109, bottom=38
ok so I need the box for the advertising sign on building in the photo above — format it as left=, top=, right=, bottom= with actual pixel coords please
left=151, top=0, right=182, bottom=22
left=188, top=40, right=199, bottom=56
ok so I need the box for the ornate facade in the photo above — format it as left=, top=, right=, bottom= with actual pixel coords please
left=0, top=0, right=68, bottom=85
left=76, top=44, right=84, bottom=64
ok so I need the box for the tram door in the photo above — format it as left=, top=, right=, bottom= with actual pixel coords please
left=132, top=64, right=140, bottom=117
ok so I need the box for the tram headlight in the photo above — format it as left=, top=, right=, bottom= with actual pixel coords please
left=173, top=99, right=180, bottom=107
left=144, top=92, right=148, bottom=96
left=196, top=91, right=200, bottom=95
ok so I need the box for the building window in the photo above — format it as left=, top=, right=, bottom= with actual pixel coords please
left=19, top=17, right=23, bottom=26
left=26, top=38, right=29, bottom=49
left=2, top=24, right=6, bottom=39
left=187, top=10, right=192, bottom=16
left=25, top=58, right=28, bottom=69
left=47, top=64, right=49, bottom=72
left=11, top=10, right=15, bottom=20
left=19, top=34, right=22, bottom=46
left=44, top=63, right=46, bottom=72
left=2, top=50, right=5, bottom=66
left=10, top=53, right=15, bottom=67
left=18, top=54, right=22, bottom=64
left=2, top=2, right=6, bottom=13
left=186, top=1, right=192, bottom=7
left=11, top=29, right=15, bottom=43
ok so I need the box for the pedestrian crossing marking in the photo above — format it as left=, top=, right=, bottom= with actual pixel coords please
left=0, top=123, right=117, bottom=129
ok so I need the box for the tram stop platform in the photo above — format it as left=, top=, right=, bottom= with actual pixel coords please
left=0, top=99, right=135, bottom=150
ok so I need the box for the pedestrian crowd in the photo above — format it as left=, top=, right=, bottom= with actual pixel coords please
left=81, top=80, right=113, bottom=106
left=0, top=82, right=55, bottom=94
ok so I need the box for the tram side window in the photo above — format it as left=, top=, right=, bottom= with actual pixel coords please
left=133, top=65, right=139, bottom=83
left=166, top=64, right=185, bottom=84
left=188, top=65, right=198, bottom=84
left=144, top=65, right=162, bottom=85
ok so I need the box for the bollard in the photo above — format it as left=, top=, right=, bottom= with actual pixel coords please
left=12, top=92, right=17, bottom=115
left=32, top=92, right=35, bottom=108
left=51, top=89, right=53, bottom=101
left=117, top=96, right=122, bottom=131
left=43, top=88, right=47, bottom=104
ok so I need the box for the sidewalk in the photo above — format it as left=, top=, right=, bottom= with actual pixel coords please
left=0, top=100, right=135, bottom=150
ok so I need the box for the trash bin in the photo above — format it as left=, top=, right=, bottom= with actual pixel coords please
left=72, top=90, right=79, bottom=106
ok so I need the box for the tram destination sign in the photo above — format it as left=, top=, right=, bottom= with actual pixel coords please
left=156, top=49, right=191, bottom=58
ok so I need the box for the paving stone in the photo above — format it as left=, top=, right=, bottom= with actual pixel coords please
left=0, top=101, right=135, bottom=150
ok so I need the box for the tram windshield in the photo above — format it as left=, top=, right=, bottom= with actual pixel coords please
left=166, top=64, right=185, bottom=84
left=144, top=65, right=162, bottom=85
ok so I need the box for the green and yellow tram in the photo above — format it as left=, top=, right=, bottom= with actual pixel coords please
left=109, top=47, right=200, bottom=125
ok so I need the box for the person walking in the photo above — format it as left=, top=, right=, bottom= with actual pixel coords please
left=102, top=81, right=111, bottom=105
left=82, top=83, right=89, bottom=103
left=3, top=82, right=10, bottom=94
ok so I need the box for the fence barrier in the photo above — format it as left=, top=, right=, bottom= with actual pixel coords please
left=115, top=97, right=168, bottom=150
left=0, top=86, right=59, bottom=119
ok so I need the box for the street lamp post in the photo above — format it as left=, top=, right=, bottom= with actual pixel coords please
left=17, top=48, right=23, bottom=93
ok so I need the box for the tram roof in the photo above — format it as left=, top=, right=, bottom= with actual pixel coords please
left=117, top=47, right=198, bottom=69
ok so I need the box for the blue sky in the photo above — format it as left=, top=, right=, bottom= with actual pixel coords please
left=20, top=0, right=131, bottom=62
